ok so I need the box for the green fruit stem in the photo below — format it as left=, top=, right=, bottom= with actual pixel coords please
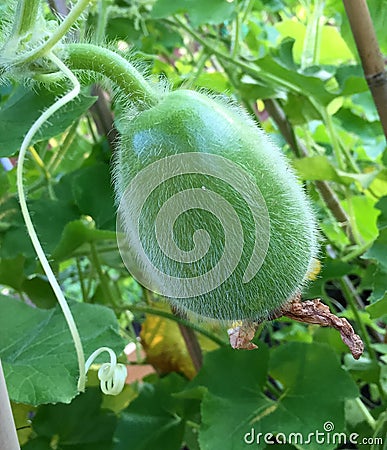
left=65, top=43, right=159, bottom=106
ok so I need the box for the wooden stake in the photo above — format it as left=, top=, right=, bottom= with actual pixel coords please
left=0, top=360, right=20, bottom=450
left=343, top=0, right=387, bottom=140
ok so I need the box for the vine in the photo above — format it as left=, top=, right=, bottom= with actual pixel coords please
left=2, top=0, right=154, bottom=396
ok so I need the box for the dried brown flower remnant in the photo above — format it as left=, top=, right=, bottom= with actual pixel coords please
left=228, top=296, right=364, bottom=360
left=228, top=321, right=258, bottom=350
left=281, top=297, right=364, bottom=359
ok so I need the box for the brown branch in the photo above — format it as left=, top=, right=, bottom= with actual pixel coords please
left=171, top=306, right=203, bottom=372
left=90, top=85, right=118, bottom=150
left=342, top=0, right=387, bottom=140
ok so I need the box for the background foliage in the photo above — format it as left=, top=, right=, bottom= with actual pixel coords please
left=0, top=0, right=386, bottom=448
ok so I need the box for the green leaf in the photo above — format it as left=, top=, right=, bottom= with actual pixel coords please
left=26, top=388, right=117, bottom=450
left=265, top=343, right=358, bottom=449
left=369, top=170, right=387, bottom=198
left=191, top=346, right=271, bottom=450
left=335, top=108, right=384, bottom=144
left=304, top=257, right=355, bottom=299
left=194, top=72, right=231, bottom=93
left=0, top=255, right=26, bottom=290
left=0, top=196, right=80, bottom=263
left=114, top=373, right=188, bottom=450
left=365, top=303, right=386, bottom=324
left=363, top=228, right=387, bottom=271
left=52, top=219, right=116, bottom=261
left=0, top=170, right=10, bottom=197
left=368, top=0, right=387, bottom=55
left=21, top=276, right=58, bottom=309
left=334, top=65, right=368, bottom=96
left=341, top=196, right=379, bottom=243
left=151, top=0, right=236, bottom=26
left=0, top=295, right=125, bottom=405
left=376, top=196, right=387, bottom=229
left=292, top=155, right=379, bottom=188
left=364, top=199, right=387, bottom=315
left=0, top=86, right=96, bottom=157
left=29, top=198, right=81, bottom=254
left=71, top=163, right=116, bottom=230
left=239, top=76, right=282, bottom=100
left=365, top=267, right=387, bottom=319
left=190, top=344, right=357, bottom=450
left=254, top=53, right=336, bottom=107
left=191, top=345, right=269, bottom=396
left=21, top=436, right=51, bottom=449
left=276, top=20, right=353, bottom=64
left=344, top=354, right=381, bottom=384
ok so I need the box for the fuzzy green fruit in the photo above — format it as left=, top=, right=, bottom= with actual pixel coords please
left=115, top=89, right=318, bottom=322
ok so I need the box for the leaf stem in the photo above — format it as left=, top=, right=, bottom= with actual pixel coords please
left=171, top=17, right=304, bottom=96
left=312, top=102, right=363, bottom=244
left=318, top=105, right=345, bottom=170
left=76, top=257, right=88, bottom=302
left=127, top=304, right=228, bottom=347
left=301, top=0, right=324, bottom=69
left=12, top=0, right=41, bottom=38
left=89, top=241, right=116, bottom=306
left=341, top=242, right=372, bottom=262
left=339, top=280, right=374, bottom=358
left=16, top=52, right=86, bottom=392
left=186, top=50, right=208, bottom=88
left=28, top=146, right=52, bottom=191
left=339, top=279, right=386, bottom=402
left=241, top=0, right=256, bottom=25
left=231, top=9, right=241, bottom=59
left=47, top=120, right=79, bottom=173
left=354, top=397, right=376, bottom=430
left=94, top=0, right=110, bottom=44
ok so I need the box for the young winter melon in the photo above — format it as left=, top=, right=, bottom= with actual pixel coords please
left=115, top=89, right=318, bottom=322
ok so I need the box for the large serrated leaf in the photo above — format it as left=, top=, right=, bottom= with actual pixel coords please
left=114, top=373, right=188, bottom=450
left=0, top=294, right=125, bottom=405
left=25, top=388, right=117, bottom=450
left=191, top=343, right=357, bottom=450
